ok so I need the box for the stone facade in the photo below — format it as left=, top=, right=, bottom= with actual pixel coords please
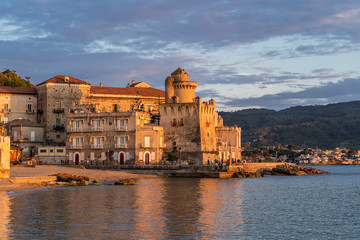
left=36, top=75, right=91, bottom=145
left=36, top=76, right=165, bottom=146
left=66, top=105, right=165, bottom=165
left=0, top=136, right=10, bottom=178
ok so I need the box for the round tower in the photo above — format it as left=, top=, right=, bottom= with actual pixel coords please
left=171, top=67, right=197, bottom=103
left=165, top=76, right=175, bottom=103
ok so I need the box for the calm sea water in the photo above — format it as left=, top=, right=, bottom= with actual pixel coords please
left=1, top=165, right=360, bottom=240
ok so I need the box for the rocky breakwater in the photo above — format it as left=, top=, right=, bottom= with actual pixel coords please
left=270, top=164, right=330, bottom=176
left=233, top=164, right=329, bottom=178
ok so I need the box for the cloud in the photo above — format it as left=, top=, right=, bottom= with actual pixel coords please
left=223, top=78, right=360, bottom=110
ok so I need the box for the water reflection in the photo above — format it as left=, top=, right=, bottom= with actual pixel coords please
left=5, top=178, right=245, bottom=239
left=0, top=192, right=11, bottom=239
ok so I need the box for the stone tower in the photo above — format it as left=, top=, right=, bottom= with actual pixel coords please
left=165, top=67, right=197, bottom=103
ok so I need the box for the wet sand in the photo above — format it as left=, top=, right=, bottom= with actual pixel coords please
left=0, top=165, right=157, bottom=192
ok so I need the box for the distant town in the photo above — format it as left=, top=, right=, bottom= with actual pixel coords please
left=242, top=144, right=360, bottom=165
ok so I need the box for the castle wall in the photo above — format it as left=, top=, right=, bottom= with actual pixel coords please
left=159, top=102, right=203, bottom=164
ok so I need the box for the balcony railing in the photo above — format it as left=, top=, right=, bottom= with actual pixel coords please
left=70, top=126, right=83, bottom=132
left=91, top=126, right=104, bottom=131
left=53, top=108, right=64, bottom=113
left=70, top=144, right=82, bottom=149
left=91, top=144, right=103, bottom=149
left=26, top=109, right=35, bottom=114
left=115, top=143, right=127, bottom=148
left=0, top=109, right=10, bottom=113
left=140, top=143, right=154, bottom=148
left=53, top=125, right=65, bottom=131
left=115, top=126, right=128, bottom=131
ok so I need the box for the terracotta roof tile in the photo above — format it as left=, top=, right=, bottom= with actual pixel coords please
left=0, top=86, right=37, bottom=95
left=37, top=75, right=90, bottom=86
left=90, top=86, right=165, bottom=98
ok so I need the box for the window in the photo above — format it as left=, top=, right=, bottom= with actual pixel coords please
left=40, top=149, right=47, bottom=153
left=27, top=103, right=32, bottom=113
left=57, top=149, right=64, bottom=153
left=179, top=118, right=184, bottom=126
left=4, top=103, right=8, bottom=111
left=145, top=136, right=150, bottom=147
left=31, top=131, right=35, bottom=141
left=4, top=117, right=8, bottom=123
left=113, top=104, right=118, bottom=112
left=116, top=119, right=128, bottom=130
left=56, top=119, right=61, bottom=127
left=172, top=119, right=177, bottom=126
left=116, top=136, right=128, bottom=148
left=56, top=101, right=61, bottom=109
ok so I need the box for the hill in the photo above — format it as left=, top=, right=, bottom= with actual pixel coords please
left=219, top=101, right=360, bottom=149
left=0, top=69, right=34, bottom=88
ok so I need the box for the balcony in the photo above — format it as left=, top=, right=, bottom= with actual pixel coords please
left=0, top=109, right=10, bottom=113
left=70, top=144, right=82, bottom=149
left=53, top=125, right=65, bottom=131
left=91, top=126, right=104, bottom=132
left=53, top=108, right=64, bottom=113
left=140, top=143, right=154, bottom=148
left=115, top=143, right=127, bottom=148
left=70, top=126, right=83, bottom=132
left=26, top=109, right=35, bottom=114
left=115, top=126, right=128, bottom=131
left=91, top=144, right=103, bottom=149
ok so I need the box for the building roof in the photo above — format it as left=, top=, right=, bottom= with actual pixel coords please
left=0, top=86, right=37, bottom=95
left=9, top=119, right=43, bottom=128
left=90, top=86, right=165, bottom=98
left=37, top=75, right=90, bottom=86
left=128, top=81, right=152, bottom=88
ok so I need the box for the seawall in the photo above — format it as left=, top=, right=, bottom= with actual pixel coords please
left=85, top=162, right=287, bottom=178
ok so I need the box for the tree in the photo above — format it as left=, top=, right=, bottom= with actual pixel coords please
left=0, top=69, right=35, bottom=87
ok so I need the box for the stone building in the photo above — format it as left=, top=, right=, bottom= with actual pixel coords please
left=159, top=68, right=241, bottom=165
left=7, top=119, right=45, bottom=158
left=66, top=104, right=165, bottom=165
left=36, top=75, right=91, bottom=146
left=0, top=86, right=37, bottom=124
left=36, top=75, right=165, bottom=146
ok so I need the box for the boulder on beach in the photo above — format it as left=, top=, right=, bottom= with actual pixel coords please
left=114, top=179, right=135, bottom=185
left=56, top=173, right=90, bottom=182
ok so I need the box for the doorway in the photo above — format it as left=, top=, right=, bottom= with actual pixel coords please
left=74, top=153, right=80, bottom=165
left=119, top=152, right=125, bottom=165
left=145, top=153, right=150, bottom=165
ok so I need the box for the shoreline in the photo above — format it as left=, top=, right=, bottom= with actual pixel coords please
left=0, top=165, right=158, bottom=193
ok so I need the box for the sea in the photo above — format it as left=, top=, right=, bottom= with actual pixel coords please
left=1, top=165, right=360, bottom=240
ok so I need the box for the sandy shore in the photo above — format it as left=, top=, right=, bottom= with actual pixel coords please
left=0, top=165, right=157, bottom=192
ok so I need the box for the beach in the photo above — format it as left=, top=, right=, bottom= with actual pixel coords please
left=0, top=165, right=157, bottom=192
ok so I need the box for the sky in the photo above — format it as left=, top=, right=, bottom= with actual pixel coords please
left=1, top=0, right=360, bottom=111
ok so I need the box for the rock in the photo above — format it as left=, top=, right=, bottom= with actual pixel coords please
left=56, top=173, right=90, bottom=182
left=114, top=179, right=135, bottom=185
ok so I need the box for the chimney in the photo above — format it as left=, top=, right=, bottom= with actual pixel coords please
left=132, top=80, right=136, bottom=84
left=64, top=75, right=69, bottom=82
left=100, top=82, right=103, bottom=87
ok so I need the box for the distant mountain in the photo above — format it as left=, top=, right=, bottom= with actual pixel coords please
left=0, top=69, right=34, bottom=88
left=219, top=101, right=360, bottom=149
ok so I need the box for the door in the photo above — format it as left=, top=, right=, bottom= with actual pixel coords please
left=119, top=152, right=125, bottom=165
left=75, top=153, right=80, bottom=165
left=145, top=153, right=150, bottom=165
